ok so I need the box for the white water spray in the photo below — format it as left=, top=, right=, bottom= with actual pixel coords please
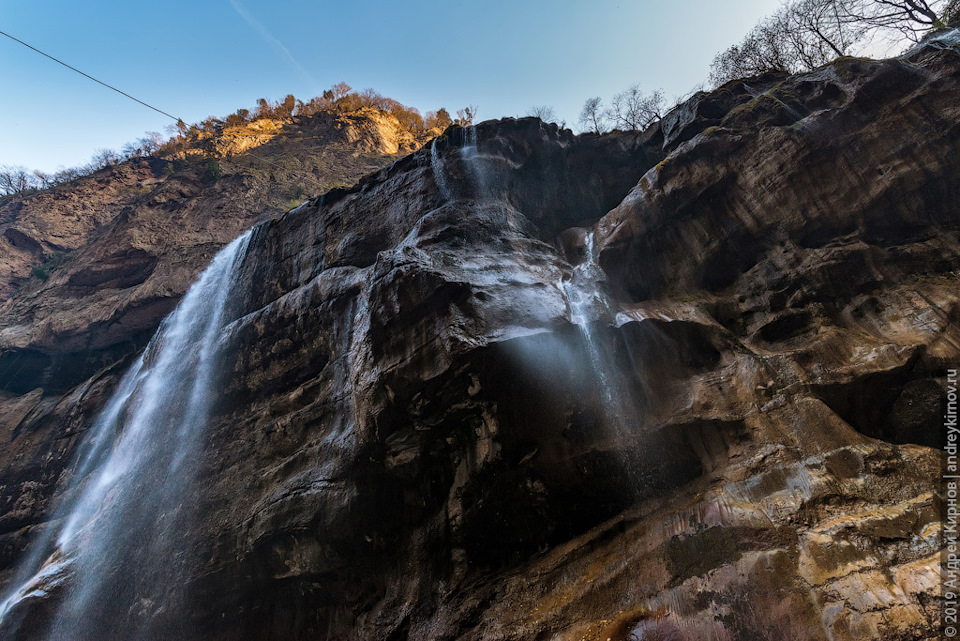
left=561, top=232, right=617, bottom=409
left=430, top=125, right=492, bottom=203
left=0, top=230, right=252, bottom=640
left=460, top=125, right=491, bottom=198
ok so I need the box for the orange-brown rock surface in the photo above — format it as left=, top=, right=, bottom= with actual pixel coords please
left=1, top=36, right=958, bottom=641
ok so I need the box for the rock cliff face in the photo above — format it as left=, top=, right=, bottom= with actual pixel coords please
left=0, top=107, right=417, bottom=397
left=0, top=107, right=416, bottom=604
left=1, top=37, right=958, bottom=641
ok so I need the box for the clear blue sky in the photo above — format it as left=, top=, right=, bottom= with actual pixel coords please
left=1, top=0, right=783, bottom=173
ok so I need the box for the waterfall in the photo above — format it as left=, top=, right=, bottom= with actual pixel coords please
left=430, top=125, right=491, bottom=203
left=560, top=230, right=645, bottom=486
left=561, top=232, right=617, bottom=408
left=430, top=137, right=453, bottom=202
left=459, top=124, right=490, bottom=198
left=0, top=230, right=252, bottom=641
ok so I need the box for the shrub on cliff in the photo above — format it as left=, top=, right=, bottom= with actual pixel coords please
left=576, top=85, right=667, bottom=134
left=0, top=165, right=34, bottom=195
left=579, top=97, right=606, bottom=134
left=605, top=86, right=664, bottom=130
left=710, top=0, right=959, bottom=85
left=205, top=159, right=222, bottom=182
left=426, top=108, right=453, bottom=131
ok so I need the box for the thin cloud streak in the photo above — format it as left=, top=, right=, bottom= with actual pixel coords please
left=227, top=0, right=318, bottom=89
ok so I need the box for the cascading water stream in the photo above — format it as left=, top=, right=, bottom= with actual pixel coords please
left=561, top=232, right=619, bottom=411
left=430, top=137, right=453, bottom=202
left=460, top=124, right=490, bottom=198
left=0, top=230, right=252, bottom=641
left=560, top=231, right=647, bottom=490
left=435, top=124, right=528, bottom=251
left=430, top=124, right=493, bottom=204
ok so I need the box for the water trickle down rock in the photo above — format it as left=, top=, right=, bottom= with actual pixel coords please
left=430, top=137, right=453, bottom=203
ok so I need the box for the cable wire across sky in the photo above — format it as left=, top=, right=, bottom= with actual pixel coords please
left=0, top=29, right=182, bottom=122
left=0, top=28, right=331, bottom=194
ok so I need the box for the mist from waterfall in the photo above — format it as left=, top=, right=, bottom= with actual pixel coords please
left=460, top=124, right=491, bottom=198
left=0, top=230, right=253, bottom=641
left=429, top=124, right=493, bottom=203
left=430, top=137, right=453, bottom=202
left=431, top=127, right=639, bottom=472
left=561, top=232, right=619, bottom=409
left=559, top=230, right=647, bottom=487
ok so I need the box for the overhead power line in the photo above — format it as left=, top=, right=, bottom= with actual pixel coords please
left=0, top=29, right=332, bottom=194
left=0, top=29, right=181, bottom=122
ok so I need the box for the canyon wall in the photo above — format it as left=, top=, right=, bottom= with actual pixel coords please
left=1, top=35, right=959, bottom=640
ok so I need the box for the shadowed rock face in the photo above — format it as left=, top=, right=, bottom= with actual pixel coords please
left=1, top=38, right=959, bottom=641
